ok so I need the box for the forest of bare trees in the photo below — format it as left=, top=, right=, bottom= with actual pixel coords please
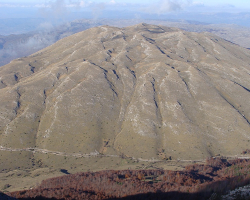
left=7, top=157, right=250, bottom=200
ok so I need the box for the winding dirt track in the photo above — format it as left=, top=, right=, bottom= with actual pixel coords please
left=0, top=146, right=115, bottom=158
left=1, top=146, right=249, bottom=163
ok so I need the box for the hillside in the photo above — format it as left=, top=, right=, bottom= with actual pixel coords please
left=0, top=23, right=250, bottom=176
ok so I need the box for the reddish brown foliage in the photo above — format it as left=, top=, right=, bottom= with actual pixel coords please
left=8, top=158, right=250, bottom=200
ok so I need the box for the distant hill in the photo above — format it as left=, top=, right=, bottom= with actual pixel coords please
left=1, top=19, right=250, bottom=67
left=0, top=19, right=102, bottom=67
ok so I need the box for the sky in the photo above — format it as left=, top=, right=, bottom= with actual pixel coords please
left=1, top=0, right=250, bottom=9
left=0, top=0, right=250, bottom=32
left=0, top=0, right=250, bottom=59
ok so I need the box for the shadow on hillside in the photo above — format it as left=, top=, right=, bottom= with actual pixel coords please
left=8, top=192, right=213, bottom=200
left=60, top=169, right=70, bottom=174
left=113, top=177, right=250, bottom=200
left=111, top=192, right=210, bottom=200
left=10, top=174, right=250, bottom=200
left=0, top=192, right=18, bottom=200
left=14, top=197, right=59, bottom=200
left=8, top=193, right=207, bottom=200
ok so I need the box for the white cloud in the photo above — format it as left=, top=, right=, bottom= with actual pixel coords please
left=192, top=1, right=204, bottom=6
left=34, top=4, right=49, bottom=8
left=110, top=0, right=116, bottom=4
left=159, top=0, right=182, bottom=13
left=79, top=1, right=86, bottom=7
left=143, top=0, right=192, bottom=14
left=0, top=3, right=30, bottom=7
left=37, top=22, right=54, bottom=31
left=0, top=1, right=88, bottom=8
left=91, top=3, right=106, bottom=20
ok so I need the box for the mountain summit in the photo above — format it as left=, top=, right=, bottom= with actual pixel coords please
left=1, top=23, right=250, bottom=170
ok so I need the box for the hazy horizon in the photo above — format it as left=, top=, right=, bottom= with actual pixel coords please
left=0, top=0, right=250, bottom=36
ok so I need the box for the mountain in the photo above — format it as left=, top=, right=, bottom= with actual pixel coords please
left=1, top=19, right=250, bottom=67
left=0, top=23, right=250, bottom=172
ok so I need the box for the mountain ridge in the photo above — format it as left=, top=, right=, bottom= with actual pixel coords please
left=2, top=19, right=250, bottom=68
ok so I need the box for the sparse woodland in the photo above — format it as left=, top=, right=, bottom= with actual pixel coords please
left=8, top=157, right=250, bottom=200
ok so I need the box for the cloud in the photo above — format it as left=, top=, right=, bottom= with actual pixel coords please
left=0, top=35, right=50, bottom=66
left=37, top=22, right=55, bottom=31
left=34, top=4, right=49, bottom=8
left=38, top=0, right=87, bottom=20
left=192, top=1, right=204, bottom=6
left=143, top=0, right=192, bottom=14
left=0, top=3, right=30, bottom=7
left=79, top=1, right=86, bottom=7
left=109, top=0, right=116, bottom=4
left=159, top=0, right=182, bottom=12
left=38, top=0, right=66, bottom=21
left=0, top=22, right=73, bottom=66
left=67, top=0, right=87, bottom=8
left=91, top=3, right=106, bottom=20
left=0, top=0, right=88, bottom=8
